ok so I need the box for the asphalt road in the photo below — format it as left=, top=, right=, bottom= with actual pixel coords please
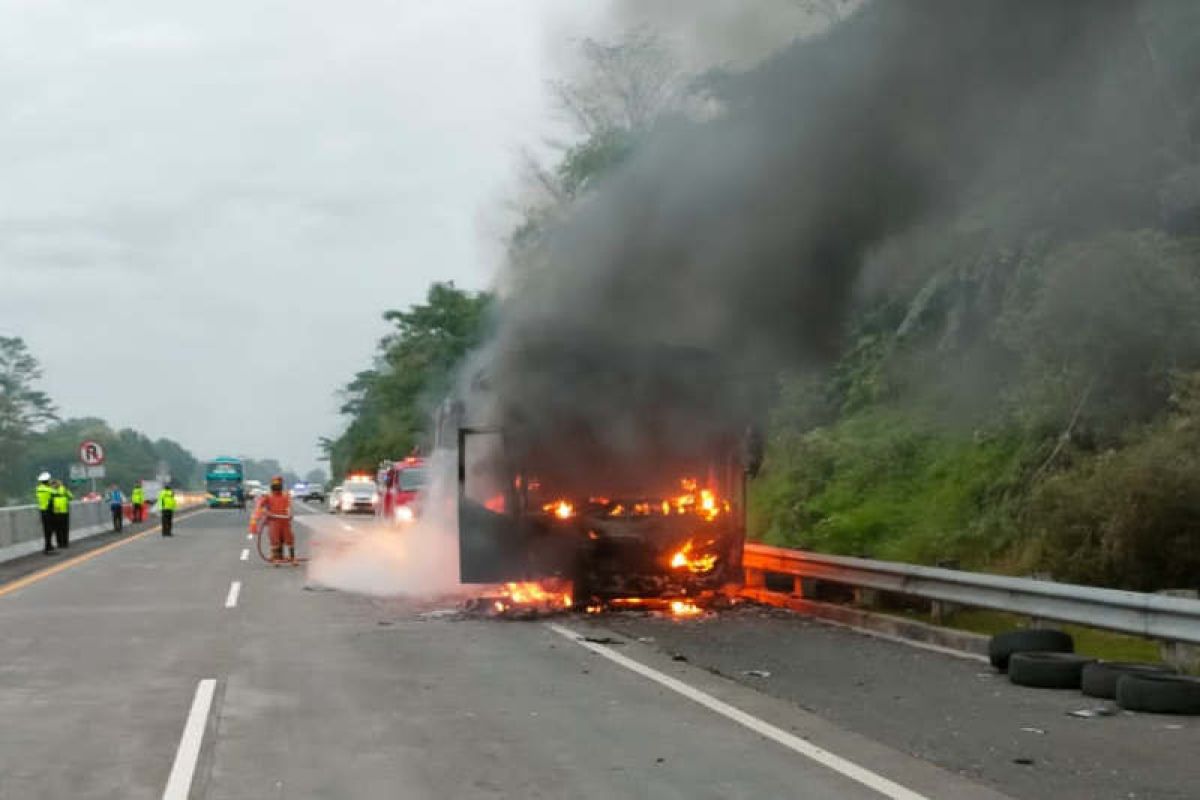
left=599, top=609, right=1200, bottom=800
left=0, top=504, right=1020, bottom=799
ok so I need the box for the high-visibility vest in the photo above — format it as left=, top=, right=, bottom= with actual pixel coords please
left=160, top=489, right=177, bottom=511
left=52, top=486, right=72, bottom=514
left=131, top=487, right=145, bottom=504
left=35, top=483, right=53, bottom=511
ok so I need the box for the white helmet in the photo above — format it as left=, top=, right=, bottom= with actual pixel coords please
left=37, top=471, right=51, bottom=482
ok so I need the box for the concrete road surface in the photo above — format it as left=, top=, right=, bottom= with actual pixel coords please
left=0, top=504, right=1072, bottom=799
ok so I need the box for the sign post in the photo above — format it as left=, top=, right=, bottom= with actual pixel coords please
left=78, top=440, right=106, bottom=495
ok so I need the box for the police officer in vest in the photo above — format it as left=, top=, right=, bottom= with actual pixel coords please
left=131, top=482, right=146, bottom=523
left=160, top=484, right=177, bottom=536
left=51, top=479, right=73, bottom=549
left=35, top=472, right=55, bottom=555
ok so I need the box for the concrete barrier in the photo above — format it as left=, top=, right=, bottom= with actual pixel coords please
left=0, top=501, right=115, bottom=562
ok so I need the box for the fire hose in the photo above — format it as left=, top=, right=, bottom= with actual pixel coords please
left=252, top=512, right=310, bottom=565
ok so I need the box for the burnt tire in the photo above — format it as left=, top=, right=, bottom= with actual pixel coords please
left=988, top=629, right=1074, bottom=672
left=1008, top=652, right=1095, bottom=689
left=1080, top=661, right=1175, bottom=699
left=1116, top=673, right=1200, bottom=715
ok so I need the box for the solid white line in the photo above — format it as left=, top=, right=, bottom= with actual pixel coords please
left=239, top=548, right=249, bottom=562
left=547, top=623, right=928, bottom=800
left=161, top=678, right=216, bottom=800
left=224, top=581, right=241, bottom=609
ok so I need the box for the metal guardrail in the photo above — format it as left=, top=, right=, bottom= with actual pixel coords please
left=743, top=542, right=1200, bottom=646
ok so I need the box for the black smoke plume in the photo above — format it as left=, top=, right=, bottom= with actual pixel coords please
left=469, top=0, right=1168, bottom=492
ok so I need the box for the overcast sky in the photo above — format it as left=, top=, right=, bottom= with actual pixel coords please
left=0, top=1, right=814, bottom=475
left=0, top=0, right=602, bottom=473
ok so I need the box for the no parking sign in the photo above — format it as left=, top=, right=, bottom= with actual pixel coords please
left=79, top=440, right=105, bottom=467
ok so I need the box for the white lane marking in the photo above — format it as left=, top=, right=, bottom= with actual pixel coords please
left=246, top=533, right=254, bottom=540
left=239, top=548, right=249, bottom=562
left=547, top=623, right=929, bottom=800
left=224, top=581, right=241, bottom=609
left=162, top=678, right=216, bottom=800
left=340, top=523, right=354, bottom=531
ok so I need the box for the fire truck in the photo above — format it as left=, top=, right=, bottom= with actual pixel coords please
left=376, top=456, right=429, bottom=525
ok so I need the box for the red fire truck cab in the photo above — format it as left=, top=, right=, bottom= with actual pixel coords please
left=377, top=456, right=429, bottom=525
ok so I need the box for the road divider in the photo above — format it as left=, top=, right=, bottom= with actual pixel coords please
left=162, top=678, right=216, bottom=800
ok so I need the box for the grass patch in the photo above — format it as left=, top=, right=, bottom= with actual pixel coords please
left=751, top=409, right=1031, bottom=568
left=893, top=608, right=1163, bottom=663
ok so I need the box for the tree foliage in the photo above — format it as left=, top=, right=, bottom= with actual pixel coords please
left=0, top=336, right=57, bottom=474
left=325, top=282, right=491, bottom=478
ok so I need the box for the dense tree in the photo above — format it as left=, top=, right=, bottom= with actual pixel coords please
left=325, top=282, right=491, bottom=478
left=0, top=337, right=57, bottom=483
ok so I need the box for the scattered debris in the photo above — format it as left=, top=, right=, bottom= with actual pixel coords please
left=1067, top=706, right=1117, bottom=719
left=743, top=669, right=772, bottom=679
left=1019, top=727, right=1045, bottom=735
left=671, top=653, right=688, bottom=662
left=1012, top=758, right=1035, bottom=766
left=418, top=608, right=462, bottom=620
left=376, top=620, right=394, bottom=626
left=582, top=635, right=623, bottom=645
left=637, top=636, right=655, bottom=643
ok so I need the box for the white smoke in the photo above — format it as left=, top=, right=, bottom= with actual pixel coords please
left=304, top=452, right=467, bottom=598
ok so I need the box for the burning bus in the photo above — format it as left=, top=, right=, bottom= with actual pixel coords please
left=444, top=343, right=762, bottom=610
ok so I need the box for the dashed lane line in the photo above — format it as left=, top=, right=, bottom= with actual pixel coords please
left=161, top=678, right=216, bottom=800
left=239, top=548, right=249, bottom=561
left=224, top=581, right=241, bottom=609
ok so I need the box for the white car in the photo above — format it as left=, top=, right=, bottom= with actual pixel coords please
left=327, top=486, right=344, bottom=514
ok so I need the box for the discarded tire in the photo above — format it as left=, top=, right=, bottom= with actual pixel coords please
left=1116, top=673, right=1200, bottom=715
left=988, top=629, right=1074, bottom=672
left=1080, top=661, right=1175, bottom=699
left=1008, top=652, right=1095, bottom=689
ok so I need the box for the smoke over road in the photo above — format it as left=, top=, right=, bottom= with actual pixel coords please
left=306, top=453, right=464, bottom=598
left=471, top=0, right=1162, bottom=475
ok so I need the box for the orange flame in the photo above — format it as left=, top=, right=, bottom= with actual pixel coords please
left=490, top=581, right=573, bottom=614
left=669, top=539, right=718, bottom=574
left=670, top=600, right=704, bottom=617
left=542, top=499, right=575, bottom=519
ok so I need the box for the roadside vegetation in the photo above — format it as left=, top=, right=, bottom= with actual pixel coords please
left=322, top=283, right=492, bottom=477
left=0, top=336, right=203, bottom=501
left=330, top=3, right=1200, bottom=593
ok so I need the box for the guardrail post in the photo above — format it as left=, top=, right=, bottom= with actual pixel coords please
left=744, top=567, right=765, bottom=590
left=931, top=600, right=960, bottom=624
left=852, top=587, right=879, bottom=607
left=1158, top=590, right=1200, bottom=671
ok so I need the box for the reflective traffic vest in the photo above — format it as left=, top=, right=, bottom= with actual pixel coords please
left=131, top=487, right=145, bottom=504
left=160, top=489, right=177, bottom=511
left=51, top=486, right=72, bottom=514
left=35, top=483, right=52, bottom=511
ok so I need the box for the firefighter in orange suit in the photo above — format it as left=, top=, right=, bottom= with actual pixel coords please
left=250, top=476, right=295, bottom=562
